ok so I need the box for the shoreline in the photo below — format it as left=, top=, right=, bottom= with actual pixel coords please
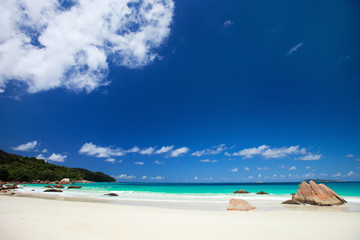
left=2, top=189, right=360, bottom=213
left=1, top=195, right=360, bottom=240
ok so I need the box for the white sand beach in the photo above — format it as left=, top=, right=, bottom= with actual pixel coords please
left=1, top=195, right=360, bottom=240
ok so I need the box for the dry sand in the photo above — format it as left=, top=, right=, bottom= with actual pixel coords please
left=1, top=195, right=360, bottom=240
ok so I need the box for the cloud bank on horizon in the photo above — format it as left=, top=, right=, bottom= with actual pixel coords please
left=0, top=0, right=174, bottom=94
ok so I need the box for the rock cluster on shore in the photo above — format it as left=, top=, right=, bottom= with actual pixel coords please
left=282, top=180, right=347, bottom=206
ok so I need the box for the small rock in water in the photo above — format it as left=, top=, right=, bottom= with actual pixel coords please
left=44, top=189, right=63, bottom=192
left=256, top=191, right=268, bottom=194
left=104, top=193, right=118, bottom=196
left=233, top=189, right=250, bottom=194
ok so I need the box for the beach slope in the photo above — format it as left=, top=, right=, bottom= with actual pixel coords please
left=1, top=196, right=359, bottom=240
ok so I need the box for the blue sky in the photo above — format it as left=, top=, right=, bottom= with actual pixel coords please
left=0, top=0, right=359, bottom=182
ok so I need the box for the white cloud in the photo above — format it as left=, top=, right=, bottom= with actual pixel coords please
left=105, top=158, right=115, bottom=164
left=126, top=146, right=140, bottom=153
left=192, top=144, right=226, bottom=157
left=155, top=145, right=174, bottom=154
left=118, top=160, right=123, bottom=163
left=139, top=147, right=155, bottom=155
left=296, top=153, right=321, bottom=160
left=244, top=167, right=250, bottom=171
left=194, top=176, right=198, bottom=180
left=36, top=154, right=45, bottom=159
left=47, top=153, right=67, bottom=162
left=150, top=176, right=164, bottom=180
left=257, top=167, right=268, bottom=170
left=134, top=161, right=144, bottom=165
left=287, top=42, right=303, bottom=55
left=200, top=159, right=218, bottom=163
left=262, top=146, right=306, bottom=159
left=231, top=168, right=238, bottom=172
left=347, top=171, right=355, bottom=177
left=13, top=140, right=38, bottom=151
left=79, top=142, right=125, bottom=158
left=0, top=0, right=174, bottom=94
left=305, top=166, right=311, bottom=169
left=171, top=147, right=189, bottom=157
left=280, top=165, right=285, bottom=169
left=115, top=174, right=136, bottom=180
left=42, top=149, right=48, bottom=153
left=224, top=152, right=231, bottom=157
left=248, top=176, right=254, bottom=179
left=224, top=20, right=233, bottom=27
left=141, top=176, right=147, bottom=180
left=233, top=145, right=307, bottom=159
left=332, top=173, right=342, bottom=177
left=346, top=154, right=355, bottom=158
left=258, top=174, right=262, bottom=178
left=154, top=160, right=165, bottom=164
left=289, top=166, right=296, bottom=171
left=233, top=145, right=268, bottom=158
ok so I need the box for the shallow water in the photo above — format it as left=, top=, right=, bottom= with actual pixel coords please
left=14, top=182, right=360, bottom=212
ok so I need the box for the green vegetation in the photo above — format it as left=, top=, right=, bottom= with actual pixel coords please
left=0, top=150, right=115, bottom=182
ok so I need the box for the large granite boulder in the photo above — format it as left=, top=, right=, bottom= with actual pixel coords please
left=53, top=184, right=65, bottom=188
left=227, top=198, right=256, bottom=211
left=234, top=189, right=250, bottom=194
left=283, top=181, right=346, bottom=206
left=60, top=178, right=70, bottom=184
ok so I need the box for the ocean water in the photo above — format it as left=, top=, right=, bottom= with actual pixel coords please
left=19, top=182, right=360, bottom=206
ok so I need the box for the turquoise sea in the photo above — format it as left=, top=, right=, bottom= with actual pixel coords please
left=20, top=182, right=360, bottom=205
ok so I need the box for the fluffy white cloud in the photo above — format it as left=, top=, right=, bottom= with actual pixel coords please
left=171, top=147, right=189, bottom=157
left=346, top=154, right=355, bottom=158
left=115, top=174, right=136, bottom=180
left=192, top=144, right=227, bottom=157
left=231, top=168, right=238, bottom=172
left=194, top=176, right=198, bottom=180
left=140, top=147, right=155, bottom=155
left=244, top=167, right=250, bottom=171
left=47, top=153, right=67, bottom=162
left=154, top=160, right=165, bottom=164
left=200, top=159, right=218, bottom=163
left=42, top=149, right=48, bottom=153
left=332, top=173, right=342, bottom=177
left=296, top=153, right=321, bottom=161
left=134, top=161, right=144, bottom=165
left=141, top=176, right=147, bottom=180
left=150, top=176, right=164, bottom=180
left=13, top=140, right=38, bottom=151
left=289, top=166, right=296, bottom=171
left=305, top=166, right=311, bottom=169
left=155, top=145, right=174, bottom=154
left=258, top=174, right=262, bottom=178
left=248, top=176, right=254, bottom=179
left=0, top=0, right=174, bottom=94
left=79, top=142, right=125, bottom=158
left=233, top=145, right=307, bottom=159
left=287, top=42, right=303, bottom=55
left=126, top=146, right=140, bottom=153
left=347, top=171, right=354, bottom=177
left=233, top=145, right=268, bottom=158
left=36, top=154, right=45, bottom=159
left=105, top=158, right=115, bottom=164
left=224, top=20, right=233, bottom=27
